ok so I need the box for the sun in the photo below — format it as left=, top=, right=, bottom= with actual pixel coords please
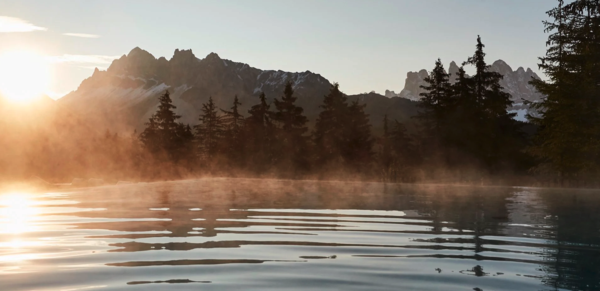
left=0, top=50, right=50, bottom=103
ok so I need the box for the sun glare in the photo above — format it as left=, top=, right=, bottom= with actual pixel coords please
left=0, top=51, right=50, bottom=103
left=0, top=193, right=38, bottom=234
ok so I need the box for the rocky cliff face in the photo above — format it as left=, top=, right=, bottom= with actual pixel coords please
left=489, top=60, right=543, bottom=103
left=60, top=47, right=422, bottom=133
left=385, top=60, right=543, bottom=121
left=60, top=48, right=336, bottom=132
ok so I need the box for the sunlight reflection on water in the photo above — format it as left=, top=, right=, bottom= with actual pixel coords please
left=0, top=193, right=39, bottom=235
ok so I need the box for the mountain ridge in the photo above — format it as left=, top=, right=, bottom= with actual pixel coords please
left=60, top=47, right=538, bottom=133
left=59, top=47, right=419, bottom=133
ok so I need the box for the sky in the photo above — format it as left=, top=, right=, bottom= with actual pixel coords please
left=0, top=0, right=556, bottom=99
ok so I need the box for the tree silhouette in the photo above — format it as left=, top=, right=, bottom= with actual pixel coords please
left=418, top=58, right=452, bottom=142
left=245, top=92, right=275, bottom=172
left=270, top=81, right=309, bottom=174
left=221, top=96, right=245, bottom=168
left=195, top=97, right=224, bottom=164
left=529, top=0, right=600, bottom=185
left=417, top=58, right=453, bottom=167
left=139, top=90, right=192, bottom=164
left=313, top=83, right=349, bottom=168
left=389, top=120, right=420, bottom=181
left=342, top=100, right=374, bottom=172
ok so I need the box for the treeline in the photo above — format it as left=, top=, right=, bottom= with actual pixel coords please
left=137, top=82, right=375, bottom=180
left=133, top=35, right=533, bottom=183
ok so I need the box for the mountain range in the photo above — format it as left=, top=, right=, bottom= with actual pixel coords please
left=384, top=60, right=543, bottom=121
left=59, top=48, right=542, bottom=133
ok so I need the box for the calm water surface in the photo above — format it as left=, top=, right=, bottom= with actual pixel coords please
left=1, top=178, right=599, bottom=291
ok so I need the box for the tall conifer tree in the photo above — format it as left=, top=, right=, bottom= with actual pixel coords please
left=530, top=0, right=600, bottom=183
left=463, top=36, right=519, bottom=172
left=221, top=96, right=245, bottom=167
left=195, top=97, right=224, bottom=162
left=313, top=83, right=349, bottom=167
left=389, top=120, right=420, bottom=181
left=270, top=81, right=309, bottom=173
left=245, top=92, right=274, bottom=172
left=418, top=58, right=452, bottom=140
left=139, top=90, right=191, bottom=163
left=417, top=59, right=452, bottom=165
left=342, top=100, right=374, bottom=172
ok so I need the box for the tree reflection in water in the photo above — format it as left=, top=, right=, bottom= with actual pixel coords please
left=536, top=189, right=600, bottom=291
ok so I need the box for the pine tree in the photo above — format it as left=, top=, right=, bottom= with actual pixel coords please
left=245, top=92, right=275, bottom=172
left=458, top=36, right=521, bottom=173
left=313, top=83, right=349, bottom=167
left=342, top=100, right=374, bottom=172
left=417, top=58, right=452, bottom=143
left=448, top=65, right=477, bottom=162
left=389, top=120, right=420, bottom=181
left=195, top=97, right=224, bottom=163
left=270, top=81, right=309, bottom=174
left=417, top=59, right=452, bottom=165
left=530, top=0, right=600, bottom=184
left=464, top=36, right=514, bottom=119
left=139, top=90, right=186, bottom=162
left=221, top=96, right=245, bottom=168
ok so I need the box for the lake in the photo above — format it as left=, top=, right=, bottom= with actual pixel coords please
left=1, top=178, right=599, bottom=291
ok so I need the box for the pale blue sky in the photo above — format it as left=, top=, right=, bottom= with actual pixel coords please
left=0, top=0, right=555, bottom=98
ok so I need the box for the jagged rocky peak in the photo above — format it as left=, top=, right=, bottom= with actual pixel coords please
left=448, top=61, right=459, bottom=75
left=396, top=69, right=429, bottom=101
left=200, top=52, right=227, bottom=69
left=128, top=47, right=155, bottom=59
left=447, top=61, right=461, bottom=82
left=385, top=90, right=399, bottom=98
left=172, top=48, right=196, bottom=60
left=491, top=60, right=513, bottom=76
left=65, top=46, right=336, bottom=104
left=106, top=47, right=158, bottom=78
left=205, top=52, right=221, bottom=60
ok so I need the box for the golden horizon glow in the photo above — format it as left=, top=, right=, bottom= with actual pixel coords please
left=0, top=51, right=50, bottom=104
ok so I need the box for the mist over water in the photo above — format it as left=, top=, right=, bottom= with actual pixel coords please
left=1, top=179, right=599, bottom=291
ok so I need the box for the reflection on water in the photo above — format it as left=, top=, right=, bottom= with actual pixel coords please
left=0, top=193, right=38, bottom=235
left=0, top=179, right=599, bottom=290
